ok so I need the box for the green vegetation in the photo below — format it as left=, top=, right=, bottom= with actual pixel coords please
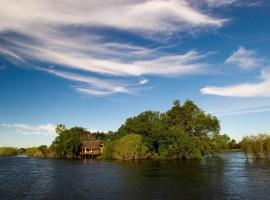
left=103, top=100, right=233, bottom=160
left=1, top=100, right=240, bottom=160
left=113, top=134, right=149, bottom=160
left=0, top=147, right=27, bottom=156
left=52, top=127, right=85, bottom=159
left=240, top=134, right=270, bottom=159
left=0, top=147, right=18, bottom=156
left=26, top=145, right=54, bottom=158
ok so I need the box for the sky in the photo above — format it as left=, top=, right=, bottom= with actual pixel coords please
left=0, top=0, right=270, bottom=147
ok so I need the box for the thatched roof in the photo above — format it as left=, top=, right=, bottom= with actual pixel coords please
left=82, top=141, right=102, bottom=149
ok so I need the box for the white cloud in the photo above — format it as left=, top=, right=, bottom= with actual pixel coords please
left=36, top=67, right=134, bottom=96
left=225, top=46, right=263, bottom=69
left=0, top=48, right=25, bottom=62
left=4, top=34, right=211, bottom=76
left=0, top=0, right=224, bottom=96
left=0, top=30, right=213, bottom=96
left=139, top=79, right=148, bottom=85
left=201, top=68, right=270, bottom=97
left=206, top=0, right=260, bottom=7
left=0, top=0, right=225, bottom=34
left=0, top=123, right=56, bottom=136
left=206, top=0, right=238, bottom=7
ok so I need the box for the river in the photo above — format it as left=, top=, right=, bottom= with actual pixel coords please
left=1, top=152, right=270, bottom=199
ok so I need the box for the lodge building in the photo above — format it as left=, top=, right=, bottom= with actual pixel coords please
left=81, top=141, right=104, bottom=158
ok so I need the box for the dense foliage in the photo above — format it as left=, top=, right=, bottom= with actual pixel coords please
left=113, top=134, right=148, bottom=160
left=0, top=147, right=26, bottom=156
left=2, top=100, right=238, bottom=160
left=52, top=127, right=86, bottom=159
left=241, top=134, right=270, bottom=159
left=26, top=145, right=54, bottom=158
left=103, top=100, right=231, bottom=160
left=0, top=147, right=18, bottom=156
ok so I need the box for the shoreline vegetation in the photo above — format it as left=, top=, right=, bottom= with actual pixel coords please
left=0, top=100, right=267, bottom=160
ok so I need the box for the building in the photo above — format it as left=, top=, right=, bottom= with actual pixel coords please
left=81, top=141, right=104, bottom=158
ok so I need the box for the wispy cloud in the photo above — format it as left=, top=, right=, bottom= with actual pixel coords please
left=211, top=102, right=270, bottom=116
left=139, top=79, right=148, bottom=85
left=201, top=68, right=270, bottom=97
left=1, top=29, right=213, bottom=77
left=225, top=46, right=264, bottom=70
left=206, top=0, right=239, bottom=7
left=206, top=0, right=261, bottom=7
left=35, top=67, right=140, bottom=96
left=0, top=123, right=56, bottom=136
left=0, top=30, right=213, bottom=95
left=0, top=0, right=225, bottom=34
left=0, top=0, right=226, bottom=96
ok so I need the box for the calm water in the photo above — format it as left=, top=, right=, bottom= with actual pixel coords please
left=1, top=152, right=270, bottom=200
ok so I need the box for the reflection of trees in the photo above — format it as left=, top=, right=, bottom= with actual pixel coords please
left=115, top=159, right=227, bottom=199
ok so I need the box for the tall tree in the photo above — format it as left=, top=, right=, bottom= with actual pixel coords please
left=55, top=124, right=67, bottom=134
left=117, top=111, right=167, bottom=153
left=53, top=127, right=85, bottom=159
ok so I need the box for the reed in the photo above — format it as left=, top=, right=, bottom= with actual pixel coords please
left=241, top=134, right=270, bottom=159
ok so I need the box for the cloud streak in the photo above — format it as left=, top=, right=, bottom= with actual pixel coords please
left=0, top=0, right=226, bottom=96
left=201, top=68, right=270, bottom=97
left=206, top=0, right=261, bottom=7
left=0, top=0, right=225, bottom=34
left=36, top=67, right=138, bottom=96
left=0, top=123, right=56, bottom=136
left=225, top=46, right=264, bottom=70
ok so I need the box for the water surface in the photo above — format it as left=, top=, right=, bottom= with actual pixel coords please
left=1, top=152, right=270, bottom=200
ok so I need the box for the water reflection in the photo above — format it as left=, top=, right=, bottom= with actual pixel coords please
left=1, top=153, right=270, bottom=200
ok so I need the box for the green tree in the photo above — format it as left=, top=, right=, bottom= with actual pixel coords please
left=159, top=127, right=201, bottom=159
left=166, top=100, right=220, bottom=137
left=113, top=134, right=149, bottom=160
left=55, top=124, right=67, bottom=134
left=117, top=111, right=167, bottom=153
left=53, top=127, right=85, bottom=159
left=211, top=134, right=230, bottom=152
left=229, top=139, right=240, bottom=149
left=101, top=140, right=117, bottom=159
left=0, top=147, right=18, bottom=156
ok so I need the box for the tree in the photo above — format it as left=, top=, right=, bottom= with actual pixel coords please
left=55, top=124, right=67, bottom=134
left=166, top=100, right=220, bottom=137
left=229, top=139, right=240, bottom=149
left=53, top=127, right=85, bottom=159
left=211, top=134, right=230, bottom=152
left=159, top=127, right=201, bottom=159
left=117, top=111, right=167, bottom=153
left=113, top=134, right=149, bottom=160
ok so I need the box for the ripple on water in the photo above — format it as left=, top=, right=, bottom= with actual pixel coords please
left=1, top=153, right=270, bottom=200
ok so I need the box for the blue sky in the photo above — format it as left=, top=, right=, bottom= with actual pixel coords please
left=0, top=0, right=270, bottom=147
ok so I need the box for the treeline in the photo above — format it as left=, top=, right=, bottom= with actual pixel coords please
left=240, top=134, right=270, bottom=159
left=1, top=100, right=242, bottom=160
left=25, top=126, right=110, bottom=159
left=101, top=100, right=235, bottom=160
left=0, top=147, right=24, bottom=156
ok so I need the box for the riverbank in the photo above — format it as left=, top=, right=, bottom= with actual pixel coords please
left=0, top=147, right=26, bottom=156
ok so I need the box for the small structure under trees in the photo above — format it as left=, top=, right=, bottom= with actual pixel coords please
left=81, top=141, right=104, bottom=158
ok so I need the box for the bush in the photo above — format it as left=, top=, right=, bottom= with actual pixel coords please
left=0, top=147, right=18, bottom=156
left=113, top=134, right=149, bottom=160
left=100, top=140, right=116, bottom=159
left=26, top=145, right=54, bottom=158
left=241, top=134, right=270, bottom=159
